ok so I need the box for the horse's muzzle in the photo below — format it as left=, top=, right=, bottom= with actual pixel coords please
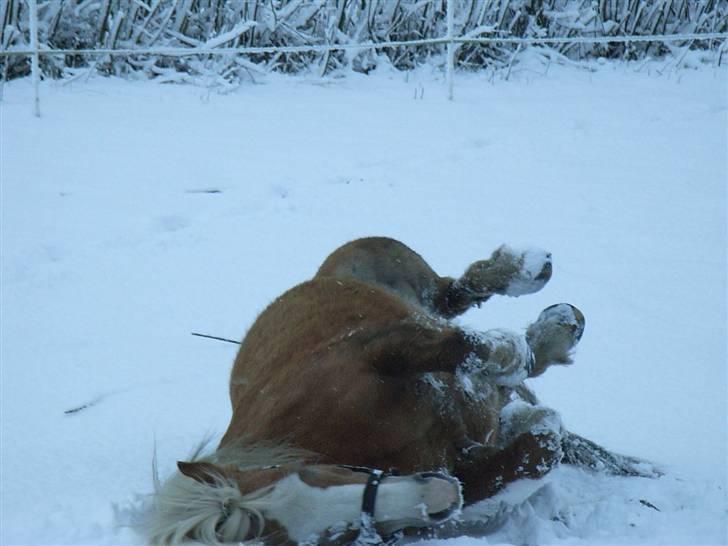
left=414, top=472, right=463, bottom=522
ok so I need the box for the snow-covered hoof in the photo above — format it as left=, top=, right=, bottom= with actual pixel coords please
left=457, top=245, right=552, bottom=301
left=526, top=303, right=585, bottom=377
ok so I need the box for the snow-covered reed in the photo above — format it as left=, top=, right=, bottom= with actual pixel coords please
left=2, top=0, right=726, bottom=82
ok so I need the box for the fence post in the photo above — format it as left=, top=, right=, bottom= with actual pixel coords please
left=29, top=0, right=41, bottom=117
left=446, top=0, right=454, bottom=100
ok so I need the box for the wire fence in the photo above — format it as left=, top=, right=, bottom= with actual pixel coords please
left=3, top=0, right=727, bottom=117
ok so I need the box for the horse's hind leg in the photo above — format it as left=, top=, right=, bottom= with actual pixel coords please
left=525, top=303, right=585, bottom=377
left=364, top=307, right=581, bottom=387
left=443, top=245, right=553, bottom=317
left=364, top=318, right=533, bottom=384
left=316, top=237, right=554, bottom=319
left=455, top=303, right=585, bottom=387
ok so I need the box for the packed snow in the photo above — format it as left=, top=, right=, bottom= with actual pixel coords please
left=1, top=57, right=726, bottom=545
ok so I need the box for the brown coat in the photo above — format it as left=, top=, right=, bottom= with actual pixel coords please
left=220, top=276, right=557, bottom=503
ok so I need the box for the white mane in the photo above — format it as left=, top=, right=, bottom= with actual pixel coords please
left=142, top=442, right=311, bottom=545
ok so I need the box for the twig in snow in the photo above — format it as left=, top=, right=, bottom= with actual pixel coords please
left=185, top=188, right=222, bottom=194
left=64, top=394, right=106, bottom=415
left=191, top=332, right=241, bottom=345
left=639, top=499, right=660, bottom=511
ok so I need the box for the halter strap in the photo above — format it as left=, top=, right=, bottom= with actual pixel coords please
left=355, top=469, right=385, bottom=545
left=338, top=465, right=401, bottom=545
left=361, top=469, right=384, bottom=521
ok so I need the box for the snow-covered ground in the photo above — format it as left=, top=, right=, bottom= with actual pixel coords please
left=1, top=58, right=726, bottom=545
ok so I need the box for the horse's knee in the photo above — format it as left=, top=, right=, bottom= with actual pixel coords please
left=454, top=427, right=562, bottom=504
left=508, top=429, right=563, bottom=479
left=500, top=405, right=563, bottom=487
left=464, top=329, right=534, bottom=387
left=499, top=400, right=562, bottom=447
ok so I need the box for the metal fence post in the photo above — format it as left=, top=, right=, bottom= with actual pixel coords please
left=446, top=0, right=454, bottom=101
left=29, top=0, right=41, bottom=117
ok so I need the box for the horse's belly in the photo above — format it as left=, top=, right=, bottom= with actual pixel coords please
left=224, top=365, right=465, bottom=471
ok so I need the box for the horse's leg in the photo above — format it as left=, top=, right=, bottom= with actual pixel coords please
left=364, top=304, right=583, bottom=385
left=525, top=303, right=585, bottom=377
left=560, top=431, right=662, bottom=478
left=454, top=431, right=562, bottom=504
left=362, top=319, right=532, bottom=385
left=439, top=245, right=553, bottom=318
left=452, top=401, right=563, bottom=504
left=317, top=237, right=553, bottom=319
left=513, top=380, right=662, bottom=478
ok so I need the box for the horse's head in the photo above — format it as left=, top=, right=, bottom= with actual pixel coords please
left=147, top=456, right=462, bottom=544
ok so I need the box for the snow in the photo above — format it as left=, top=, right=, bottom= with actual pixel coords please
left=1, top=59, right=726, bottom=545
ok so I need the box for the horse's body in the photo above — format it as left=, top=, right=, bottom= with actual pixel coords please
left=147, top=237, right=658, bottom=545
left=223, top=276, right=503, bottom=473
left=220, top=237, right=579, bottom=507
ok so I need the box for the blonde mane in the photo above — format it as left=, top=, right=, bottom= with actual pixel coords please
left=143, top=441, right=313, bottom=545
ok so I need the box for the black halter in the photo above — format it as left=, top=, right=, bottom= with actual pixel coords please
left=338, top=465, right=401, bottom=545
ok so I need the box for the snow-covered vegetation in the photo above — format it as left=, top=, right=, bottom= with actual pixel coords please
left=2, top=56, right=725, bottom=544
left=2, top=0, right=727, bottom=82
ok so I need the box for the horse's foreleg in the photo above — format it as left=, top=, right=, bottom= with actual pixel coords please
left=454, top=429, right=563, bottom=504
left=561, top=431, right=662, bottom=478
left=454, top=401, right=563, bottom=504
left=511, top=386, right=662, bottom=478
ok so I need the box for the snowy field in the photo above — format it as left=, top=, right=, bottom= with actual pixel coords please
left=1, top=58, right=726, bottom=545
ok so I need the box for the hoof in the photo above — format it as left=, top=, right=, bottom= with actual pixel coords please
left=526, top=304, right=585, bottom=377
left=535, top=303, right=585, bottom=342
left=460, top=245, right=553, bottom=300
left=497, top=245, right=553, bottom=297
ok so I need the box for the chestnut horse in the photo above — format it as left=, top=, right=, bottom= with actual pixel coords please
left=146, top=237, right=658, bottom=545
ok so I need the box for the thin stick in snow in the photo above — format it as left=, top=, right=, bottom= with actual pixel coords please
left=190, top=332, right=241, bottom=345
left=64, top=394, right=106, bottom=415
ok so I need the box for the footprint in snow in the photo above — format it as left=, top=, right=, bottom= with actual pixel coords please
left=154, top=215, right=190, bottom=233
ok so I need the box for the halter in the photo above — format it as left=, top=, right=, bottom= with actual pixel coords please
left=339, top=465, right=401, bottom=545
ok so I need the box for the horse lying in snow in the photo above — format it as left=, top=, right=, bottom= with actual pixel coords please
left=145, top=237, right=659, bottom=545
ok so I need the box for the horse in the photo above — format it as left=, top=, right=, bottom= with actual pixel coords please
left=145, top=237, right=658, bottom=545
